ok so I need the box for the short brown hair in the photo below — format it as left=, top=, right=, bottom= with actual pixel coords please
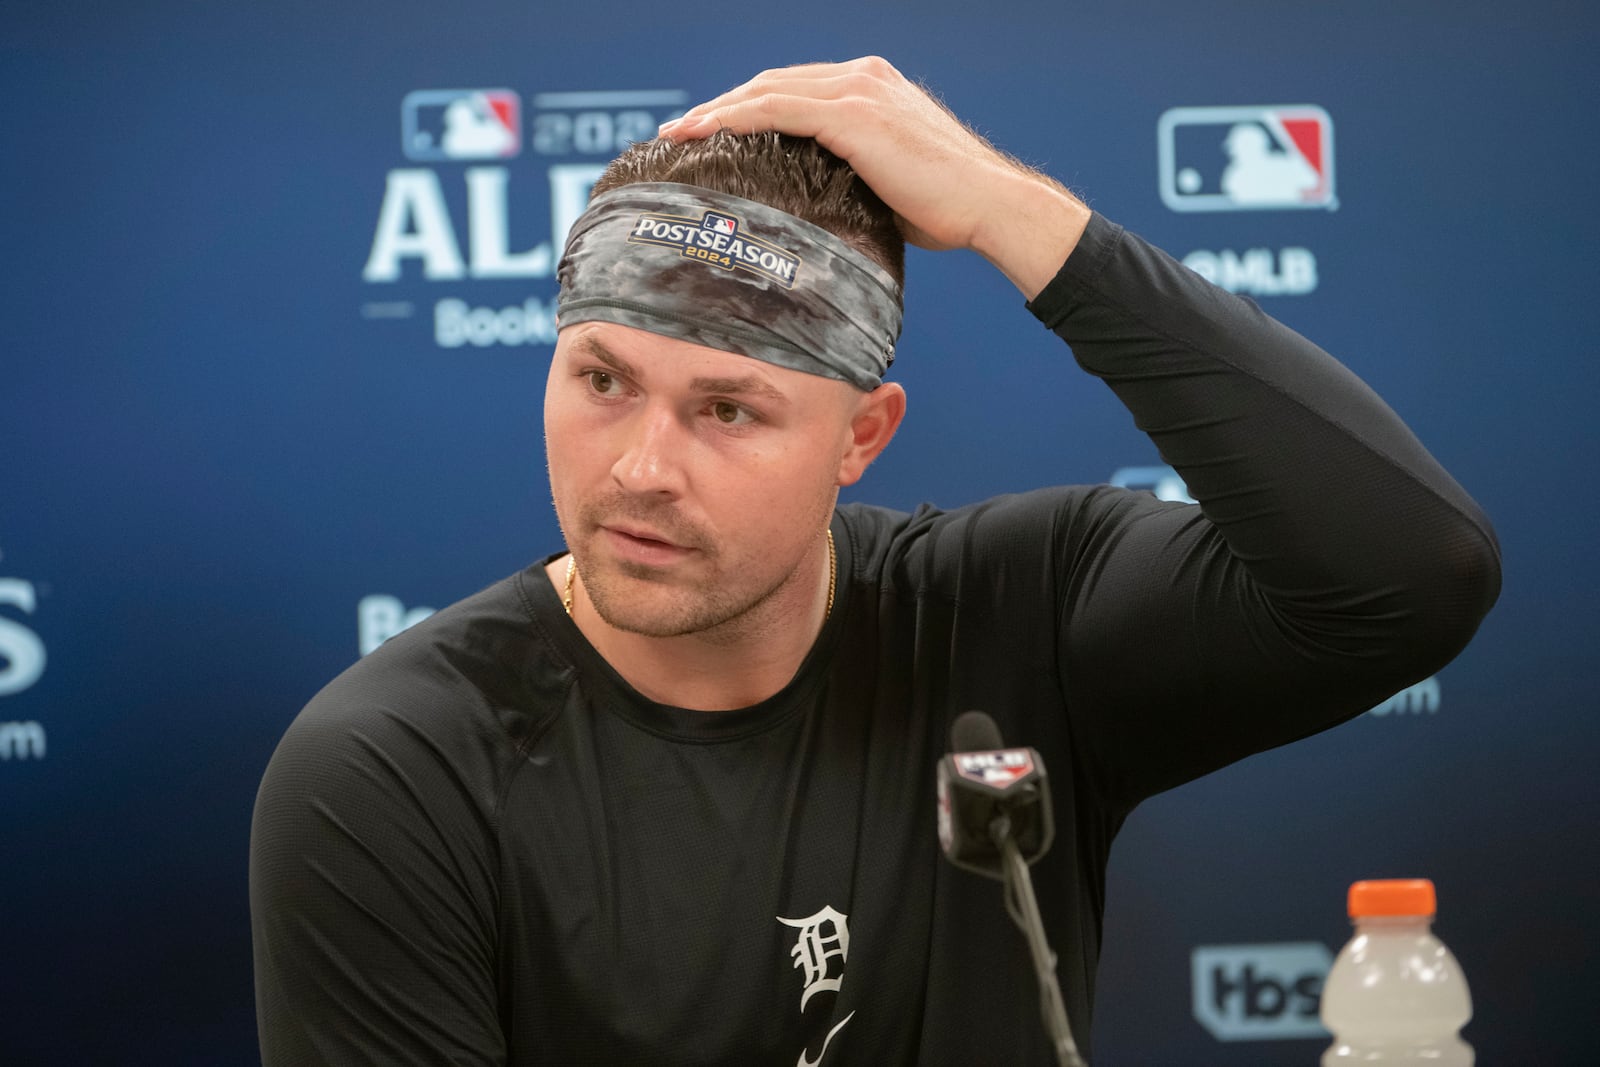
left=589, top=131, right=905, bottom=289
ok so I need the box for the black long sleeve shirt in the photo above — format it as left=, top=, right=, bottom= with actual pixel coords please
left=250, top=213, right=1500, bottom=1065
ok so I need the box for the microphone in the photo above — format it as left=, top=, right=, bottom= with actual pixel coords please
left=938, top=711, right=1086, bottom=1067
left=937, top=710, right=1055, bottom=877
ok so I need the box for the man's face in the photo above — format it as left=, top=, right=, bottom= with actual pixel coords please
left=544, top=321, right=888, bottom=638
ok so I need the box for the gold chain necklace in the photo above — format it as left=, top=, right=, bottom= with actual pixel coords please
left=824, top=527, right=836, bottom=616
left=562, top=552, right=577, bottom=616
left=563, top=529, right=836, bottom=619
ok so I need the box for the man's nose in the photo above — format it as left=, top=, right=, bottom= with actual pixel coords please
left=611, top=403, right=688, bottom=496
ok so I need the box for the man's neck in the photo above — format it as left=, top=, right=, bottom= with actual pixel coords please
left=543, top=540, right=832, bottom=711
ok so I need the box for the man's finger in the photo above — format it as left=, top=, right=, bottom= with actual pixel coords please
left=671, top=57, right=900, bottom=126
left=673, top=71, right=862, bottom=127
left=660, top=93, right=854, bottom=145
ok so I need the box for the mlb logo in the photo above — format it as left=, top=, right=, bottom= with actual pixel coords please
left=402, top=89, right=522, bottom=162
left=956, top=750, right=1034, bottom=789
left=702, top=212, right=738, bottom=236
left=1158, top=106, right=1335, bottom=212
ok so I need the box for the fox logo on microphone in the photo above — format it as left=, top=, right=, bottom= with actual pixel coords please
left=1192, top=942, right=1331, bottom=1041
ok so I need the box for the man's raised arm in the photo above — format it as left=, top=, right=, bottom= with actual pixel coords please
left=664, top=58, right=1502, bottom=804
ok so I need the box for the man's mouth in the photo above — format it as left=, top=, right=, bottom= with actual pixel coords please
left=605, top=523, right=680, bottom=547
left=599, top=524, right=696, bottom=566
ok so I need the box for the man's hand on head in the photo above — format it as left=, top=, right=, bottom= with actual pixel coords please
left=657, top=56, right=1091, bottom=300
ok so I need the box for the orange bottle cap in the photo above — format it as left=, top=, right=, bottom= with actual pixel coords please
left=1348, top=878, right=1437, bottom=917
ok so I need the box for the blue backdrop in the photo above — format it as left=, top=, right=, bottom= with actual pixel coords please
left=3, top=1, right=1596, bottom=1062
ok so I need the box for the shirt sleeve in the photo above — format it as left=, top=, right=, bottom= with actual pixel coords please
left=250, top=687, right=507, bottom=1065
left=1026, top=213, right=1501, bottom=808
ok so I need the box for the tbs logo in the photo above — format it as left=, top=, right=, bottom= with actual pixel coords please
left=402, top=89, right=522, bottom=162
left=1191, top=942, right=1331, bottom=1041
left=1159, top=106, right=1336, bottom=212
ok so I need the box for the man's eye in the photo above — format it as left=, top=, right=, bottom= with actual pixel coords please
left=711, top=401, right=752, bottom=425
left=586, top=371, right=617, bottom=394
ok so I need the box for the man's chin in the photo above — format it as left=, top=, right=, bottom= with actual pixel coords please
left=589, top=598, right=719, bottom=639
left=582, top=569, right=719, bottom=638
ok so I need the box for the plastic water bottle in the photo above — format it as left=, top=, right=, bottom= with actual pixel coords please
left=1320, top=878, right=1473, bottom=1065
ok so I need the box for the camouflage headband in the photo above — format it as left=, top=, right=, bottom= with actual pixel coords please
left=557, top=182, right=901, bottom=390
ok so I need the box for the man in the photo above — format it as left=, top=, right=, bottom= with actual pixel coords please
left=251, top=58, right=1499, bottom=1064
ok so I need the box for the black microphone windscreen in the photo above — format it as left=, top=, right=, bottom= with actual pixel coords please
left=951, top=710, right=1003, bottom=754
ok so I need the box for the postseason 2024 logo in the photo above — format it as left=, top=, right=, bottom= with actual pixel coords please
left=1159, top=106, right=1336, bottom=212
left=627, top=209, right=802, bottom=288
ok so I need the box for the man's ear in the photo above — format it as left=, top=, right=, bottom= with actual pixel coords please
left=836, top=382, right=907, bottom=487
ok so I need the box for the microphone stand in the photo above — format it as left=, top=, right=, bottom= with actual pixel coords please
left=992, top=813, right=1087, bottom=1067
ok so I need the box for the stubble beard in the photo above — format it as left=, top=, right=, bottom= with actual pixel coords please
left=579, top=550, right=798, bottom=641
left=569, top=494, right=800, bottom=641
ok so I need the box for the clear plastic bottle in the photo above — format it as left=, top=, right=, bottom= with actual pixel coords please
left=1320, top=878, right=1473, bottom=1065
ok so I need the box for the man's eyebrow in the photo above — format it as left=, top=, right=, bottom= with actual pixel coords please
left=569, top=334, right=639, bottom=379
left=687, top=373, right=790, bottom=403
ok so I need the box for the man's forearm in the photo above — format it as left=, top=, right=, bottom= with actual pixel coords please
left=971, top=168, right=1092, bottom=301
